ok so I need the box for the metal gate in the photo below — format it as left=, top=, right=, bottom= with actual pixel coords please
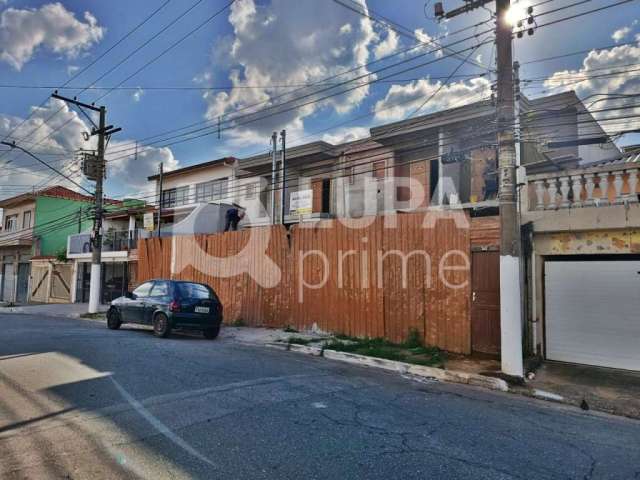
left=545, top=259, right=640, bottom=371
left=16, top=263, right=30, bottom=303
left=1, top=263, right=15, bottom=302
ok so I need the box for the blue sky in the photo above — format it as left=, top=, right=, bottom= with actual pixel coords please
left=0, top=0, right=639, bottom=199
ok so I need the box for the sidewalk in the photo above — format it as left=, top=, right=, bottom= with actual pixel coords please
left=0, top=302, right=108, bottom=318
left=519, top=362, right=640, bottom=419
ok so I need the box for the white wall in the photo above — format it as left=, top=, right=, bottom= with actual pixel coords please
left=155, top=164, right=237, bottom=208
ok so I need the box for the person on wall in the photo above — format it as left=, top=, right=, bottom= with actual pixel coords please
left=224, top=204, right=245, bottom=232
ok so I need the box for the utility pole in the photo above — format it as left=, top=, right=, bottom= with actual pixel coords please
left=280, top=129, right=286, bottom=224
left=51, top=92, right=121, bottom=314
left=495, top=0, right=523, bottom=378
left=434, top=0, right=524, bottom=378
left=270, top=132, right=278, bottom=224
left=157, top=162, right=164, bottom=237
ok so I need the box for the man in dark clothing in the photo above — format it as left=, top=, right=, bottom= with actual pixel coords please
left=224, top=206, right=245, bottom=232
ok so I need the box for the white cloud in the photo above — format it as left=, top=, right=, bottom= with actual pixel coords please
left=543, top=42, right=640, bottom=134
left=200, top=0, right=377, bottom=147
left=106, top=141, right=178, bottom=193
left=66, top=65, right=80, bottom=76
left=321, top=126, right=369, bottom=144
left=373, top=76, right=492, bottom=122
left=132, top=88, right=145, bottom=103
left=374, top=29, right=399, bottom=60
left=611, top=26, right=631, bottom=42
left=0, top=100, right=177, bottom=198
left=414, top=28, right=443, bottom=58
left=0, top=3, right=104, bottom=70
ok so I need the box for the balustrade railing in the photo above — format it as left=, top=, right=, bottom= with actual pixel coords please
left=529, top=164, right=639, bottom=210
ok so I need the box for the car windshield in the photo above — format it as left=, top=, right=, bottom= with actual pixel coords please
left=177, top=282, right=212, bottom=300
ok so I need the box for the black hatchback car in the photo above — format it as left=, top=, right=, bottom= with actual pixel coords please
left=106, top=280, right=223, bottom=339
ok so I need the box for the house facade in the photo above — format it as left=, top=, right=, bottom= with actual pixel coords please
left=134, top=89, right=632, bottom=373
left=148, top=156, right=238, bottom=230
left=0, top=186, right=95, bottom=303
left=66, top=200, right=152, bottom=304
left=233, top=91, right=619, bottom=227
left=521, top=148, right=640, bottom=371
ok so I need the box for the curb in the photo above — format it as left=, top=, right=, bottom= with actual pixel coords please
left=0, top=308, right=108, bottom=319
left=265, top=342, right=323, bottom=356
left=322, top=350, right=508, bottom=392
left=288, top=343, right=323, bottom=356
left=267, top=343, right=509, bottom=393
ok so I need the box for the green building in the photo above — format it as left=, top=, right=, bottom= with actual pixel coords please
left=0, top=186, right=111, bottom=303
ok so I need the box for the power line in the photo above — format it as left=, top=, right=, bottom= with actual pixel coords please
left=90, top=15, right=499, bottom=157
left=0, top=0, right=173, bottom=154
left=0, top=73, right=489, bottom=91
left=331, top=0, right=493, bottom=72
left=1, top=0, right=215, bottom=160
left=104, top=35, right=496, bottom=161
left=94, top=3, right=633, bottom=164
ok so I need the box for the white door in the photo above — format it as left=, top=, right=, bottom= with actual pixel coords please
left=545, top=260, right=640, bottom=371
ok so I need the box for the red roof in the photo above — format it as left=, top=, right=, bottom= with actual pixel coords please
left=0, top=185, right=122, bottom=208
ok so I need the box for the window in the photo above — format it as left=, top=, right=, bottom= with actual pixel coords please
left=373, top=161, right=385, bottom=180
left=4, top=214, right=18, bottom=232
left=22, top=211, right=32, bottom=229
left=161, top=186, right=189, bottom=208
left=150, top=281, right=170, bottom=297
left=132, top=281, right=154, bottom=298
left=161, top=189, right=176, bottom=208
left=344, top=167, right=354, bottom=185
left=177, top=282, right=213, bottom=300
left=195, top=178, right=229, bottom=203
left=245, top=183, right=256, bottom=199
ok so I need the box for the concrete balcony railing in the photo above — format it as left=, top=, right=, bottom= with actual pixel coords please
left=67, top=229, right=150, bottom=256
left=528, top=163, right=639, bottom=211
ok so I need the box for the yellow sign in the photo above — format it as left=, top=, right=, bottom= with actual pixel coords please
left=143, top=212, right=155, bottom=231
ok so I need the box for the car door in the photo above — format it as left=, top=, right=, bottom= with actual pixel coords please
left=144, top=281, right=172, bottom=324
left=122, top=281, right=153, bottom=323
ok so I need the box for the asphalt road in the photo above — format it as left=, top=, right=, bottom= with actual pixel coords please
left=0, top=314, right=639, bottom=480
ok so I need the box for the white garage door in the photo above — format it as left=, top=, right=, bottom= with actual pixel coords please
left=545, top=260, right=640, bottom=371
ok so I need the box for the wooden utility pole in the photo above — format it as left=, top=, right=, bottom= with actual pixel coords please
left=434, top=0, right=524, bottom=377
left=51, top=93, right=121, bottom=314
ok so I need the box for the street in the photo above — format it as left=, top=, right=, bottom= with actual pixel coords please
left=1, top=314, right=639, bottom=480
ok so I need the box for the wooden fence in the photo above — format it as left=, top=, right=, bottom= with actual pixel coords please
left=137, top=213, right=499, bottom=354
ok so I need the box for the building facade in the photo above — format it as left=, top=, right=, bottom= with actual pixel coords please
left=0, top=186, right=96, bottom=303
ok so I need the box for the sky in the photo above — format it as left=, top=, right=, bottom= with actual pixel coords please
left=0, top=0, right=639, bottom=201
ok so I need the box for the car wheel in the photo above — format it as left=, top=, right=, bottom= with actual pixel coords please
left=153, top=312, right=171, bottom=338
left=203, top=324, right=220, bottom=340
left=107, top=307, right=122, bottom=330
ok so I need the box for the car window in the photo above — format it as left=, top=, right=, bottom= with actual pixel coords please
left=177, top=282, right=212, bottom=300
left=150, top=281, right=170, bottom=297
left=132, top=281, right=153, bottom=298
